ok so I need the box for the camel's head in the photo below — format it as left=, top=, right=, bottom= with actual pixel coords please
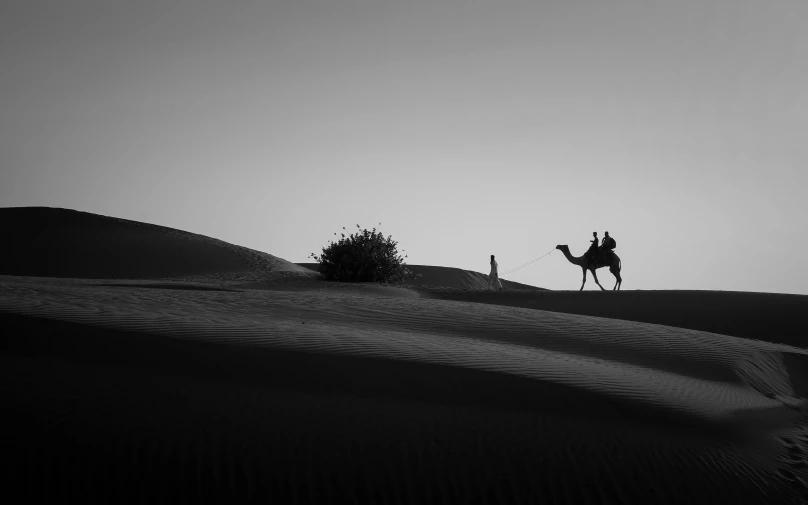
left=556, top=245, right=568, bottom=251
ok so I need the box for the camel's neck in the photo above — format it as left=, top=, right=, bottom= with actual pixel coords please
left=559, top=247, right=584, bottom=266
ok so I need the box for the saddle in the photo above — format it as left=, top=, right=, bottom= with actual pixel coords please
left=591, top=247, right=614, bottom=263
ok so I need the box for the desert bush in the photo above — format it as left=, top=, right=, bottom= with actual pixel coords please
left=310, top=224, right=420, bottom=283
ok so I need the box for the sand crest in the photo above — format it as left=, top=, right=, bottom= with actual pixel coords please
left=297, top=262, right=546, bottom=291
left=2, top=207, right=313, bottom=280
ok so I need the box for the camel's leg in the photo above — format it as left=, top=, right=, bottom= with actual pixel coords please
left=611, top=269, right=620, bottom=290
left=591, top=268, right=605, bottom=291
left=580, top=268, right=587, bottom=291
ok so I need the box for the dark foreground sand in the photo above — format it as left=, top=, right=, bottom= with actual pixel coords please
left=2, top=208, right=808, bottom=504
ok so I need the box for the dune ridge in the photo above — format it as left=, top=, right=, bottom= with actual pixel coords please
left=424, top=288, right=808, bottom=350
left=297, top=262, right=546, bottom=291
left=1, top=207, right=313, bottom=280
left=1, top=281, right=804, bottom=413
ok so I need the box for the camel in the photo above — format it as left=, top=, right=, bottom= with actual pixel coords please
left=556, top=245, right=622, bottom=291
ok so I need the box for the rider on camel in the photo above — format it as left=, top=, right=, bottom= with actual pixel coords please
left=599, top=231, right=615, bottom=261
left=587, top=232, right=599, bottom=263
left=601, top=231, right=615, bottom=251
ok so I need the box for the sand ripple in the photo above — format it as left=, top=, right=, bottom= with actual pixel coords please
left=2, top=280, right=807, bottom=503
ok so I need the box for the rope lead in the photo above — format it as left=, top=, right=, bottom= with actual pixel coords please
left=501, top=248, right=556, bottom=276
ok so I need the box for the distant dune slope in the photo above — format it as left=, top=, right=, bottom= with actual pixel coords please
left=426, top=289, right=808, bottom=350
left=296, top=262, right=546, bottom=291
left=1, top=207, right=312, bottom=280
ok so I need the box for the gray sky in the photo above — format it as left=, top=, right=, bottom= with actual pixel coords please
left=2, top=0, right=806, bottom=293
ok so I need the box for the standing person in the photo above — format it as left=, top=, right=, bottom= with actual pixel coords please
left=488, top=254, right=503, bottom=291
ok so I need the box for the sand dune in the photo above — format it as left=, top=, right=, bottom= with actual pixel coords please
left=2, top=277, right=808, bottom=503
left=424, top=289, right=808, bottom=350
left=2, top=208, right=808, bottom=503
left=1, top=207, right=313, bottom=280
left=297, top=262, right=545, bottom=291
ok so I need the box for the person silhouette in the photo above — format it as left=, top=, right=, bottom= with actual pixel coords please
left=488, top=254, right=503, bottom=291
left=601, top=231, right=615, bottom=251
left=587, top=232, right=599, bottom=262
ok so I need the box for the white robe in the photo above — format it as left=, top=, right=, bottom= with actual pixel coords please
left=488, top=260, right=502, bottom=290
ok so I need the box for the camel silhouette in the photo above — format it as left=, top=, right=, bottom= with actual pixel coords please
left=556, top=245, right=622, bottom=291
